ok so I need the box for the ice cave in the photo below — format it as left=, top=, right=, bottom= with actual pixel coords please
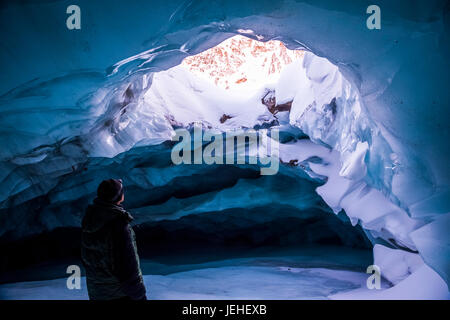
left=0, top=0, right=449, bottom=300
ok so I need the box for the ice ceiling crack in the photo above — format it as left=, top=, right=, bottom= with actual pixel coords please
left=0, top=0, right=449, bottom=299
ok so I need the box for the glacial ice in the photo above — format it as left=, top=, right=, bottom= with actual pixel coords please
left=373, top=244, right=424, bottom=285
left=0, top=0, right=449, bottom=299
left=0, top=267, right=368, bottom=300
left=330, top=264, right=450, bottom=300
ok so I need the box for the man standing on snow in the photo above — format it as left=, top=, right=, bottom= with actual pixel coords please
left=81, top=179, right=147, bottom=300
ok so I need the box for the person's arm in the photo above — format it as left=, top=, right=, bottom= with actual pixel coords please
left=111, top=219, right=147, bottom=300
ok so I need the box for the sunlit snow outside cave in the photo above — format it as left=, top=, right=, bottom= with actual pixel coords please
left=0, top=0, right=449, bottom=300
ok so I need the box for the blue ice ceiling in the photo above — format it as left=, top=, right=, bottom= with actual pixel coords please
left=0, top=0, right=449, bottom=297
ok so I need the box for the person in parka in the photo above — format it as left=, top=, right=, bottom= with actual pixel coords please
left=81, top=178, right=147, bottom=300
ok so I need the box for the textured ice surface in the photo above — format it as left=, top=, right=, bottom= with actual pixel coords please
left=0, top=251, right=376, bottom=300
left=279, top=139, right=421, bottom=250
left=0, top=0, right=449, bottom=295
left=373, top=244, right=424, bottom=285
left=4, top=263, right=446, bottom=300
left=410, top=213, right=450, bottom=286
left=0, top=267, right=365, bottom=300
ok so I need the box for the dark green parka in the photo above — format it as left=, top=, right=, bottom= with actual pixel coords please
left=81, top=198, right=146, bottom=300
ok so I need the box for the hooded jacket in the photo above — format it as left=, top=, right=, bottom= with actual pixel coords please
left=81, top=198, right=146, bottom=300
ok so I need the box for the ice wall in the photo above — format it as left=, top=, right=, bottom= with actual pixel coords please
left=0, top=0, right=449, bottom=294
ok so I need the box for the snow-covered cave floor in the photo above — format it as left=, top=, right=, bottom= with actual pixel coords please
left=0, top=247, right=390, bottom=300
left=0, top=266, right=368, bottom=300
